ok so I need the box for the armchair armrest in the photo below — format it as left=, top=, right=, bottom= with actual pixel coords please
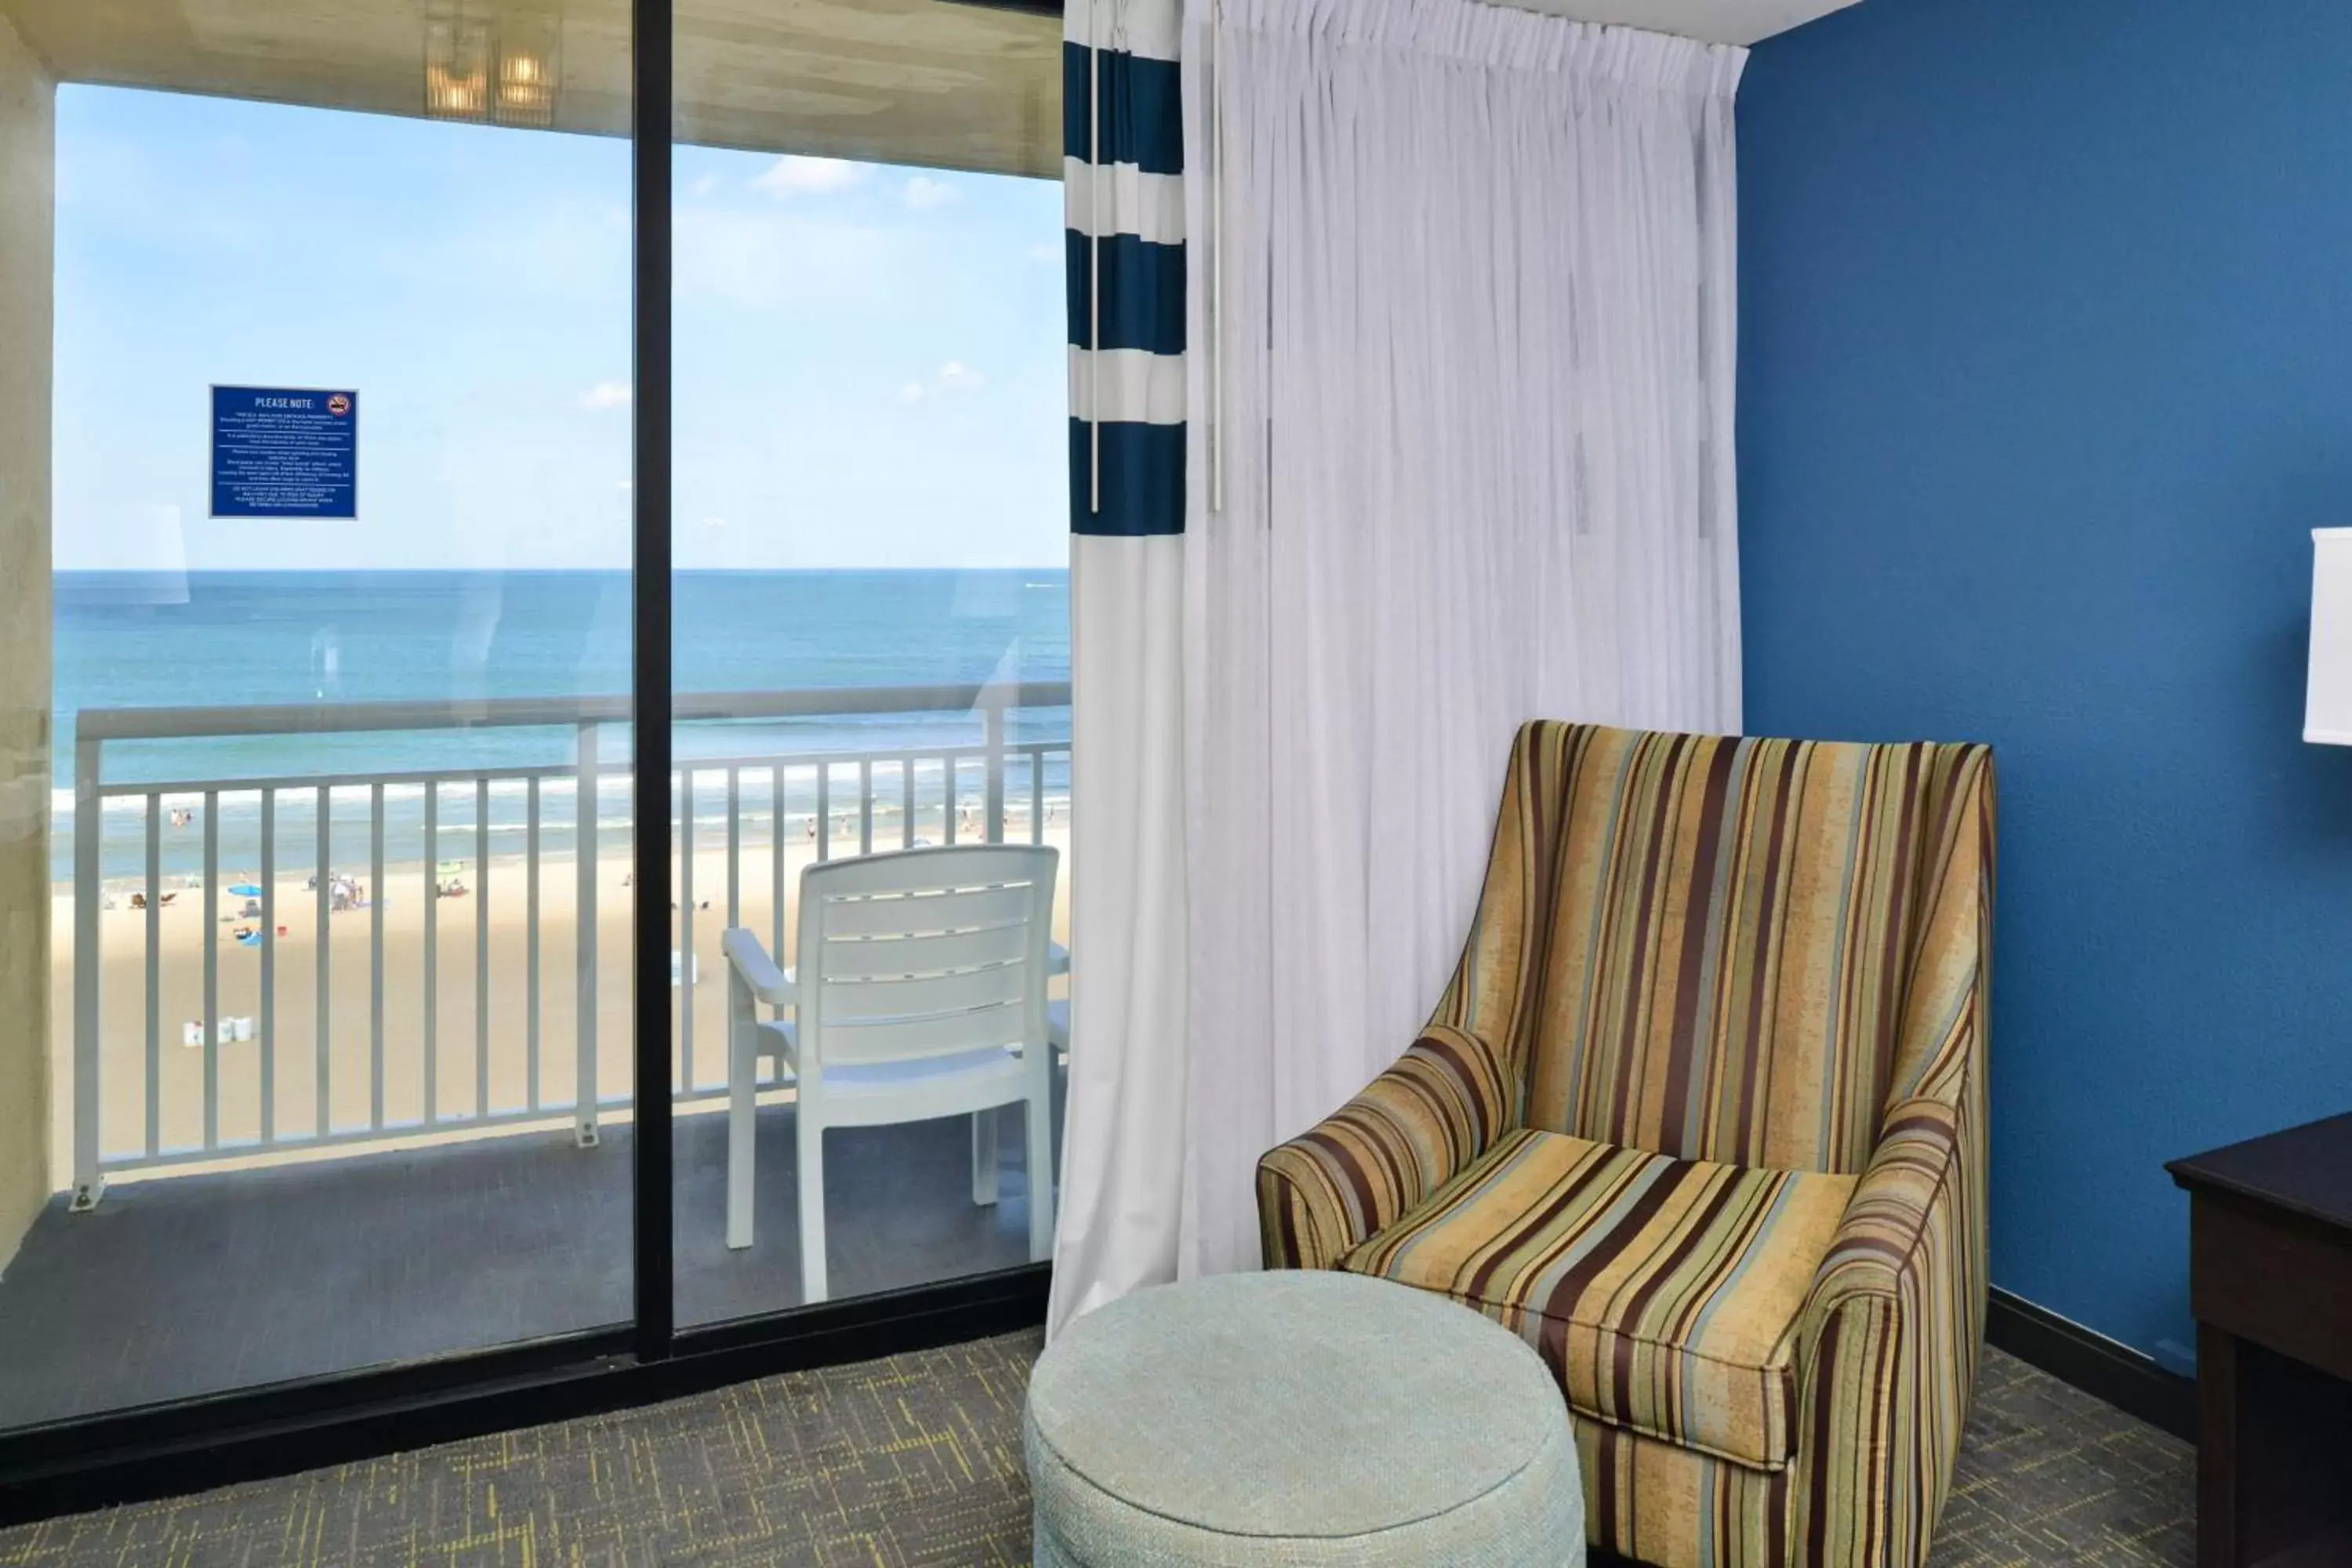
left=1255, top=1024, right=1519, bottom=1272
left=1805, top=1094, right=1966, bottom=1318
left=720, top=927, right=797, bottom=1007
left=1794, top=1086, right=1985, bottom=1568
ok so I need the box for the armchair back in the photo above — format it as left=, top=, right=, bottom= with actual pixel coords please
left=1430, top=724, right=1993, bottom=1175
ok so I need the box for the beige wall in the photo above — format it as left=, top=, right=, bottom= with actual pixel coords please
left=0, top=11, right=53, bottom=1270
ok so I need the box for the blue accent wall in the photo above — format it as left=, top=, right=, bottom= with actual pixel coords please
left=1738, top=0, right=2352, bottom=1360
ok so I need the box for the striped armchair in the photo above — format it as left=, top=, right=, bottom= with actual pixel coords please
left=1258, top=724, right=1994, bottom=1568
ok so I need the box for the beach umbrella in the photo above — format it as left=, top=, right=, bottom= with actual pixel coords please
left=227, top=883, right=263, bottom=897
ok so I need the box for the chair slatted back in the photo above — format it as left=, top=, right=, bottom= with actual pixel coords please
left=795, top=845, right=1059, bottom=1071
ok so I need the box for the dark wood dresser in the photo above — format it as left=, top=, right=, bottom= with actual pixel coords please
left=2169, top=1112, right=2352, bottom=1568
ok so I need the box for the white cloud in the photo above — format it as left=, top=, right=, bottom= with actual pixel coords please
left=702, top=516, right=729, bottom=529
left=752, top=155, right=869, bottom=197
left=1027, top=241, right=1062, bottom=266
left=405, top=199, right=629, bottom=308
left=578, top=380, right=632, bottom=410
left=898, top=361, right=987, bottom=403
left=902, top=176, right=960, bottom=212
left=673, top=205, right=900, bottom=311
left=691, top=173, right=720, bottom=198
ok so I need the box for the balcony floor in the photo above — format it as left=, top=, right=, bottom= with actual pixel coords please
left=0, top=1094, right=1055, bottom=1432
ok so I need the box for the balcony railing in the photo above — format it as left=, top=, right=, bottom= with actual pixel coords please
left=67, top=682, right=1073, bottom=1210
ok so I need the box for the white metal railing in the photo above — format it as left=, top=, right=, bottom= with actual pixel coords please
left=68, top=681, right=1071, bottom=1210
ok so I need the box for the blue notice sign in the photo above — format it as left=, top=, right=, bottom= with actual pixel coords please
left=211, top=385, right=358, bottom=519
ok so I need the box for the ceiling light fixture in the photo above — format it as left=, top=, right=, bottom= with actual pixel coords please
left=424, top=2, right=564, bottom=129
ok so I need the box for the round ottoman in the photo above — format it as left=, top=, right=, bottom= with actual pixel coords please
left=1024, top=1271, right=1584, bottom=1567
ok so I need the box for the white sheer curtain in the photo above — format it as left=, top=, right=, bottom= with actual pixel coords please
left=1175, top=0, right=1748, bottom=1279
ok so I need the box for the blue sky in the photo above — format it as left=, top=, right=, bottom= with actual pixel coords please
left=53, top=87, right=1069, bottom=572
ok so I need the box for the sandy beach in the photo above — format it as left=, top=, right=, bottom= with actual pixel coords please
left=47, top=811, right=1071, bottom=1187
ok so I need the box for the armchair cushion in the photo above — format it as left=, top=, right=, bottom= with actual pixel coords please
left=1341, top=1127, right=1855, bottom=1471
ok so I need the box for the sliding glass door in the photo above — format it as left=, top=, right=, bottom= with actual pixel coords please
left=2, top=0, right=638, bottom=1431
left=664, top=0, right=1069, bottom=1327
left=0, top=0, right=1063, bottom=1472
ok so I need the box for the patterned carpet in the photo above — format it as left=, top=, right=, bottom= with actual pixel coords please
left=0, top=1336, right=2190, bottom=1567
left=1933, top=1349, right=2193, bottom=1568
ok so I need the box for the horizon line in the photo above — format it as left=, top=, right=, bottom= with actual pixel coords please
left=53, top=564, right=1074, bottom=575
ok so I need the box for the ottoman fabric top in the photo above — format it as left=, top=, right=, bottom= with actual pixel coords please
left=1026, top=1271, right=1571, bottom=1543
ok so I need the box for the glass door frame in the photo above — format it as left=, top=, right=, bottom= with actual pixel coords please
left=0, top=0, right=1056, bottom=1523
left=633, top=0, right=677, bottom=1365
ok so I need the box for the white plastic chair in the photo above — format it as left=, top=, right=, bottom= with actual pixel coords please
left=720, top=843, right=1061, bottom=1304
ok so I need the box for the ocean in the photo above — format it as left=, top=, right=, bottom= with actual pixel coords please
left=56, top=570, right=1072, bottom=884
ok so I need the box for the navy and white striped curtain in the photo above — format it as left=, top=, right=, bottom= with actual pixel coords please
left=1047, top=0, right=1193, bottom=1335
left=1065, top=0, right=1185, bottom=536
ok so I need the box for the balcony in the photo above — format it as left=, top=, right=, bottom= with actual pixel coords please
left=1, top=682, right=1069, bottom=1431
